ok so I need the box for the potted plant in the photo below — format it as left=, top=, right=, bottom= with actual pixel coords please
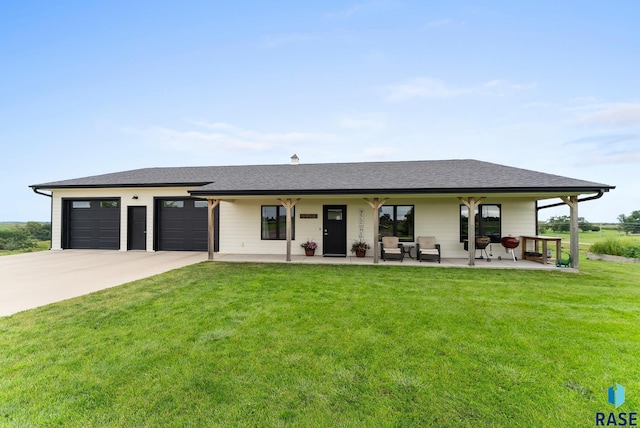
left=300, top=240, right=317, bottom=256
left=351, top=240, right=370, bottom=258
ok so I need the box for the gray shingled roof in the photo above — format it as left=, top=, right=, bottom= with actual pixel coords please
left=31, top=159, right=614, bottom=195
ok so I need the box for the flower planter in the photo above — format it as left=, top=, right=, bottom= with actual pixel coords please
left=355, top=250, right=366, bottom=258
left=305, top=249, right=315, bottom=257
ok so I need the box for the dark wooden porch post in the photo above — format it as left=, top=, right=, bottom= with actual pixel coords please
left=207, top=198, right=220, bottom=261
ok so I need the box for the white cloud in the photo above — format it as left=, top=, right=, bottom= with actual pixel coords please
left=259, top=32, right=324, bottom=49
left=577, top=103, right=640, bottom=128
left=125, top=121, right=337, bottom=154
left=338, top=112, right=387, bottom=131
left=565, top=133, right=640, bottom=165
left=362, top=146, right=396, bottom=158
left=384, top=77, right=468, bottom=101
left=383, top=76, right=533, bottom=101
left=325, top=0, right=395, bottom=19
left=426, top=19, right=457, bottom=28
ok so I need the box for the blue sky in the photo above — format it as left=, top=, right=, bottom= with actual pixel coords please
left=1, top=1, right=638, bottom=222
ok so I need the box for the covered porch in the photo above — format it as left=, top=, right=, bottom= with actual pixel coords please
left=206, top=252, right=576, bottom=271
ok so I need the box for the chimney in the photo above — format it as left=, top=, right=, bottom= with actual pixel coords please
left=290, top=154, right=299, bottom=165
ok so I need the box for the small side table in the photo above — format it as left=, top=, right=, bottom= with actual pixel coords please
left=402, top=245, right=415, bottom=259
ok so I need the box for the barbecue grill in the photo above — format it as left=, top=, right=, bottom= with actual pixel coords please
left=475, top=236, right=491, bottom=260
left=463, top=236, right=493, bottom=260
left=499, top=236, right=519, bottom=262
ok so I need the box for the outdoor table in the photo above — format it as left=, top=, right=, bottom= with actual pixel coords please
left=520, top=235, right=562, bottom=265
left=402, top=245, right=415, bottom=259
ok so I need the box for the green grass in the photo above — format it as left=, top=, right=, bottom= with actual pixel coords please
left=541, top=228, right=640, bottom=245
left=1, top=258, right=639, bottom=427
left=590, top=237, right=640, bottom=258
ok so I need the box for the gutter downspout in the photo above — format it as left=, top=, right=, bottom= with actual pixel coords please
left=536, top=190, right=606, bottom=234
left=537, top=190, right=605, bottom=211
left=32, top=187, right=52, bottom=198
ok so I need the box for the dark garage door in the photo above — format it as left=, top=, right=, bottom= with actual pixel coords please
left=63, top=199, right=121, bottom=249
left=156, top=199, right=218, bottom=251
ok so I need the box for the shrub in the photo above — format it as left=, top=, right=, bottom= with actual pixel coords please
left=0, top=229, right=36, bottom=251
left=590, top=237, right=640, bottom=258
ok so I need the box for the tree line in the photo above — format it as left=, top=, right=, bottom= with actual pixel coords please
left=540, top=210, right=640, bottom=235
left=0, top=222, right=51, bottom=251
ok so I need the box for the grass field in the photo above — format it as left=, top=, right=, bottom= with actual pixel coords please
left=541, top=228, right=639, bottom=246
left=0, top=257, right=638, bottom=426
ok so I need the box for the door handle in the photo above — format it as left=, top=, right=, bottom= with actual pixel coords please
left=324, top=229, right=328, bottom=235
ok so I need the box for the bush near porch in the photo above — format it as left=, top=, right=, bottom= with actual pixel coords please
left=0, top=257, right=638, bottom=426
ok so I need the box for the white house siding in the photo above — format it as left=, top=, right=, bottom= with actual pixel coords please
left=217, top=196, right=537, bottom=258
left=49, top=189, right=537, bottom=258
left=50, top=187, right=194, bottom=251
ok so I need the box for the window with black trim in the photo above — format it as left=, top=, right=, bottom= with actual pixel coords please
left=460, top=204, right=501, bottom=243
left=261, top=206, right=295, bottom=240
left=379, top=205, right=414, bottom=241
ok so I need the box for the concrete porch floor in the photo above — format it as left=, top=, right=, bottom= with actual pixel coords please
left=209, top=253, right=576, bottom=271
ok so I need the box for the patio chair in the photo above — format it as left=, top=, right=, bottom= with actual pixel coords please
left=380, top=236, right=404, bottom=262
left=416, top=236, right=441, bottom=263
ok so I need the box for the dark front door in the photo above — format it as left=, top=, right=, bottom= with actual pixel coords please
left=323, top=205, right=347, bottom=257
left=128, top=206, right=147, bottom=250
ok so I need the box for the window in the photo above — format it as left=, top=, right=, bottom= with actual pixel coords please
left=379, top=205, right=414, bottom=242
left=100, top=201, right=119, bottom=209
left=261, top=206, right=294, bottom=240
left=460, top=204, right=501, bottom=243
left=163, top=201, right=184, bottom=208
left=194, top=201, right=208, bottom=208
left=72, top=201, right=91, bottom=209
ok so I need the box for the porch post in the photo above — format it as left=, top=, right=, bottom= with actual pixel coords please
left=459, top=197, right=485, bottom=267
left=207, top=198, right=220, bottom=261
left=365, top=197, right=387, bottom=264
left=561, top=196, right=579, bottom=269
left=279, top=198, right=300, bottom=262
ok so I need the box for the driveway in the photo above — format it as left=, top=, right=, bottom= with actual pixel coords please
left=0, top=250, right=208, bottom=317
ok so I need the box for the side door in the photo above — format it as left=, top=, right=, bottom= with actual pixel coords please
left=127, top=206, right=147, bottom=250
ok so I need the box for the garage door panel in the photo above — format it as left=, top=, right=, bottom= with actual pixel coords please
left=157, top=198, right=214, bottom=251
left=65, top=199, right=121, bottom=250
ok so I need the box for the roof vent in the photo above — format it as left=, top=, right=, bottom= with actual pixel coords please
left=290, top=154, right=299, bottom=165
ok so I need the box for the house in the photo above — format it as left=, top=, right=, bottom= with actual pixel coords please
left=30, top=157, right=614, bottom=269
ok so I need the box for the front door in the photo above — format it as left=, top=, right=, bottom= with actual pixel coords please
left=323, top=205, right=347, bottom=257
left=128, top=206, right=147, bottom=250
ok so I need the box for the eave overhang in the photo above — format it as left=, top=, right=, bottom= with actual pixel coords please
left=188, top=186, right=614, bottom=198
left=30, top=182, right=212, bottom=191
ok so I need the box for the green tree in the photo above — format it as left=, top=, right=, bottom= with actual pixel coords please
left=25, top=222, right=51, bottom=240
left=618, top=210, right=640, bottom=235
left=0, top=229, right=36, bottom=250
left=547, top=215, right=570, bottom=232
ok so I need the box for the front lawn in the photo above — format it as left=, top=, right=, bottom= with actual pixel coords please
left=1, top=259, right=638, bottom=426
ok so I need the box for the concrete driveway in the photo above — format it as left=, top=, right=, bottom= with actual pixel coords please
left=0, top=250, right=208, bottom=317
